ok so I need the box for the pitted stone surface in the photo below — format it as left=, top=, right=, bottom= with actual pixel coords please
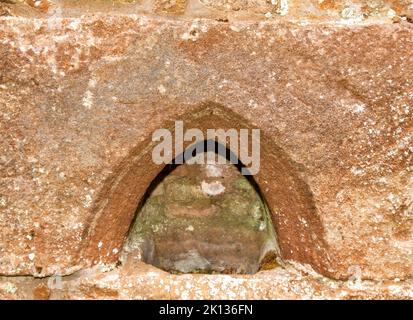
left=1, top=258, right=413, bottom=299
left=0, top=0, right=412, bottom=299
left=1, top=0, right=413, bottom=20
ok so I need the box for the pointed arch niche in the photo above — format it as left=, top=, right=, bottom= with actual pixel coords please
left=81, top=102, right=331, bottom=276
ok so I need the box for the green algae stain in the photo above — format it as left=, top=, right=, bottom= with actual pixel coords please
left=124, top=163, right=279, bottom=274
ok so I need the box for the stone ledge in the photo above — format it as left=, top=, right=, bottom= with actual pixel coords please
left=1, top=258, right=413, bottom=299
left=1, top=0, right=412, bottom=23
left=0, top=0, right=412, bottom=300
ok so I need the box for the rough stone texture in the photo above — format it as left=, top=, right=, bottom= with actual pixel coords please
left=0, top=0, right=412, bottom=299
left=1, top=256, right=413, bottom=299
left=124, top=161, right=279, bottom=274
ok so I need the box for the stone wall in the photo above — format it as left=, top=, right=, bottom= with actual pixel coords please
left=0, top=0, right=412, bottom=299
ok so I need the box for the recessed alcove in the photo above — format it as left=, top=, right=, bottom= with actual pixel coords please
left=122, top=141, right=280, bottom=274
left=84, top=103, right=330, bottom=278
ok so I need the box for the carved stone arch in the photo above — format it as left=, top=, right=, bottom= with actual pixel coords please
left=81, top=102, right=331, bottom=276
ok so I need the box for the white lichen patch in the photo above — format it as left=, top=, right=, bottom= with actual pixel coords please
left=351, top=166, right=365, bottom=176
left=0, top=197, right=7, bottom=207
left=181, top=20, right=208, bottom=41
left=82, top=90, right=94, bottom=109
left=276, top=0, right=288, bottom=16
left=248, top=99, right=258, bottom=108
left=393, top=239, right=413, bottom=255
left=201, top=180, right=225, bottom=196
left=340, top=4, right=364, bottom=22
left=204, top=164, right=223, bottom=177
left=387, top=8, right=397, bottom=19
left=1, top=282, right=17, bottom=295
left=258, top=221, right=266, bottom=231
left=352, top=103, right=366, bottom=114
left=83, top=193, right=93, bottom=208
left=157, top=84, right=166, bottom=94
left=230, top=25, right=241, bottom=32
left=82, top=78, right=97, bottom=109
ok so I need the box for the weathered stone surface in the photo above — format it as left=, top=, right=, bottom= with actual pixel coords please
left=124, top=161, right=279, bottom=274
left=1, top=257, right=413, bottom=299
left=1, top=0, right=413, bottom=20
left=0, top=0, right=412, bottom=299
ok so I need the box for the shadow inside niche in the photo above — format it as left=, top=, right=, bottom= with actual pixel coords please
left=121, top=140, right=281, bottom=274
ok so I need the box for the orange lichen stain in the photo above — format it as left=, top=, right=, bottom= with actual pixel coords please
left=317, top=0, right=342, bottom=11
left=26, top=0, right=50, bottom=12
left=81, top=285, right=119, bottom=299
left=386, top=0, right=404, bottom=15
left=33, top=283, right=51, bottom=300
left=360, top=4, right=374, bottom=17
